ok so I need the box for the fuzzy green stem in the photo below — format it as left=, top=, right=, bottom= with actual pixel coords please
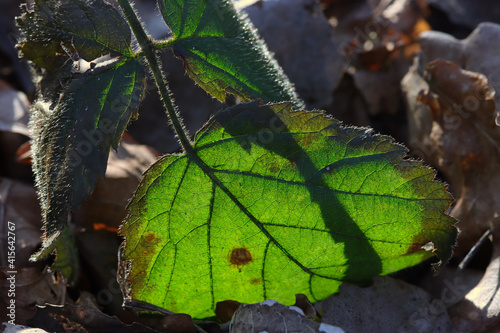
left=153, top=38, right=175, bottom=50
left=117, top=0, right=193, bottom=152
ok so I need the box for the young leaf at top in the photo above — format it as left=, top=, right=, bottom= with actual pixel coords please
left=17, top=0, right=134, bottom=100
left=17, top=0, right=146, bottom=263
left=158, top=0, right=304, bottom=108
left=121, top=101, right=457, bottom=319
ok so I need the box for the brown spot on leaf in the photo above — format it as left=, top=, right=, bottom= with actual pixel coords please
left=407, top=244, right=420, bottom=254
left=144, top=233, right=156, bottom=242
left=268, top=161, right=280, bottom=173
left=229, top=247, right=253, bottom=267
left=407, top=243, right=427, bottom=254
left=250, top=278, right=261, bottom=285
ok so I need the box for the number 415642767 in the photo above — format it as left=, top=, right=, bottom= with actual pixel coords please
left=7, top=221, right=15, bottom=269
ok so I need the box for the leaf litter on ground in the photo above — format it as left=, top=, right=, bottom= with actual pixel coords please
left=4, top=0, right=467, bottom=331
left=403, top=22, right=500, bottom=332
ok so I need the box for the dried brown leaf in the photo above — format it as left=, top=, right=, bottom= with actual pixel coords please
left=317, top=276, right=453, bottom=333
left=404, top=25, right=500, bottom=255
left=0, top=267, right=65, bottom=324
left=0, top=178, right=43, bottom=266
left=243, top=0, right=342, bottom=108
left=449, top=225, right=500, bottom=332
left=230, top=299, right=344, bottom=333
left=26, top=298, right=159, bottom=333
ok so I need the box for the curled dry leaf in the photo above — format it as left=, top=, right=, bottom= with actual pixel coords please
left=0, top=82, right=30, bottom=137
left=237, top=0, right=431, bottom=145
left=317, top=276, right=453, bottom=333
left=403, top=23, right=500, bottom=255
left=242, top=0, right=427, bottom=113
left=26, top=298, right=159, bottom=333
left=419, top=23, right=500, bottom=108
left=1, top=323, right=49, bottom=333
left=347, top=0, right=429, bottom=119
left=0, top=267, right=65, bottom=324
left=448, top=224, right=500, bottom=332
left=0, top=82, right=33, bottom=181
left=426, top=0, right=500, bottom=30
left=230, top=299, right=344, bottom=333
left=242, top=0, right=341, bottom=109
left=0, top=178, right=43, bottom=266
left=323, top=0, right=430, bottom=141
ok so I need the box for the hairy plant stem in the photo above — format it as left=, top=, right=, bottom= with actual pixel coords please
left=153, top=38, right=175, bottom=50
left=116, top=0, right=193, bottom=153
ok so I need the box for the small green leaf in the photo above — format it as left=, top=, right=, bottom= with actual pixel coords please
left=18, top=0, right=146, bottom=263
left=121, top=102, right=456, bottom=319
left=17, top=0, right=135, bottom=101
left=158, top=0, right=304, bottom=108
left=17, top=0, right=133, bottom=68
left=52, top=226, right=80, bottom=282
left=30, top=60, right=145, bottom=251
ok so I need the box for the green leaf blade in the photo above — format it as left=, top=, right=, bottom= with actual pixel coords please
left=18, top=0, right=133, bottom=69
left=30, top=58, right=146, bottom=254
left=121, top=102, right=456, bottom=318
left=18, top=0, right=147, bottom=264
left=158, top=0, right=304, bottom=108
left=158, top=0, right=208, bottom=38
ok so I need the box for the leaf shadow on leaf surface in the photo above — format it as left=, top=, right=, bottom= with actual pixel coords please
left=219, top=103, right=383, bottom=285
left=121, top=101, right=456, bottom=319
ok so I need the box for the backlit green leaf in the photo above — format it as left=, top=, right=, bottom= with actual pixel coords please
left=158, top=0, right=304, bottom=108
left=121, top=102, right=456, bottom=318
